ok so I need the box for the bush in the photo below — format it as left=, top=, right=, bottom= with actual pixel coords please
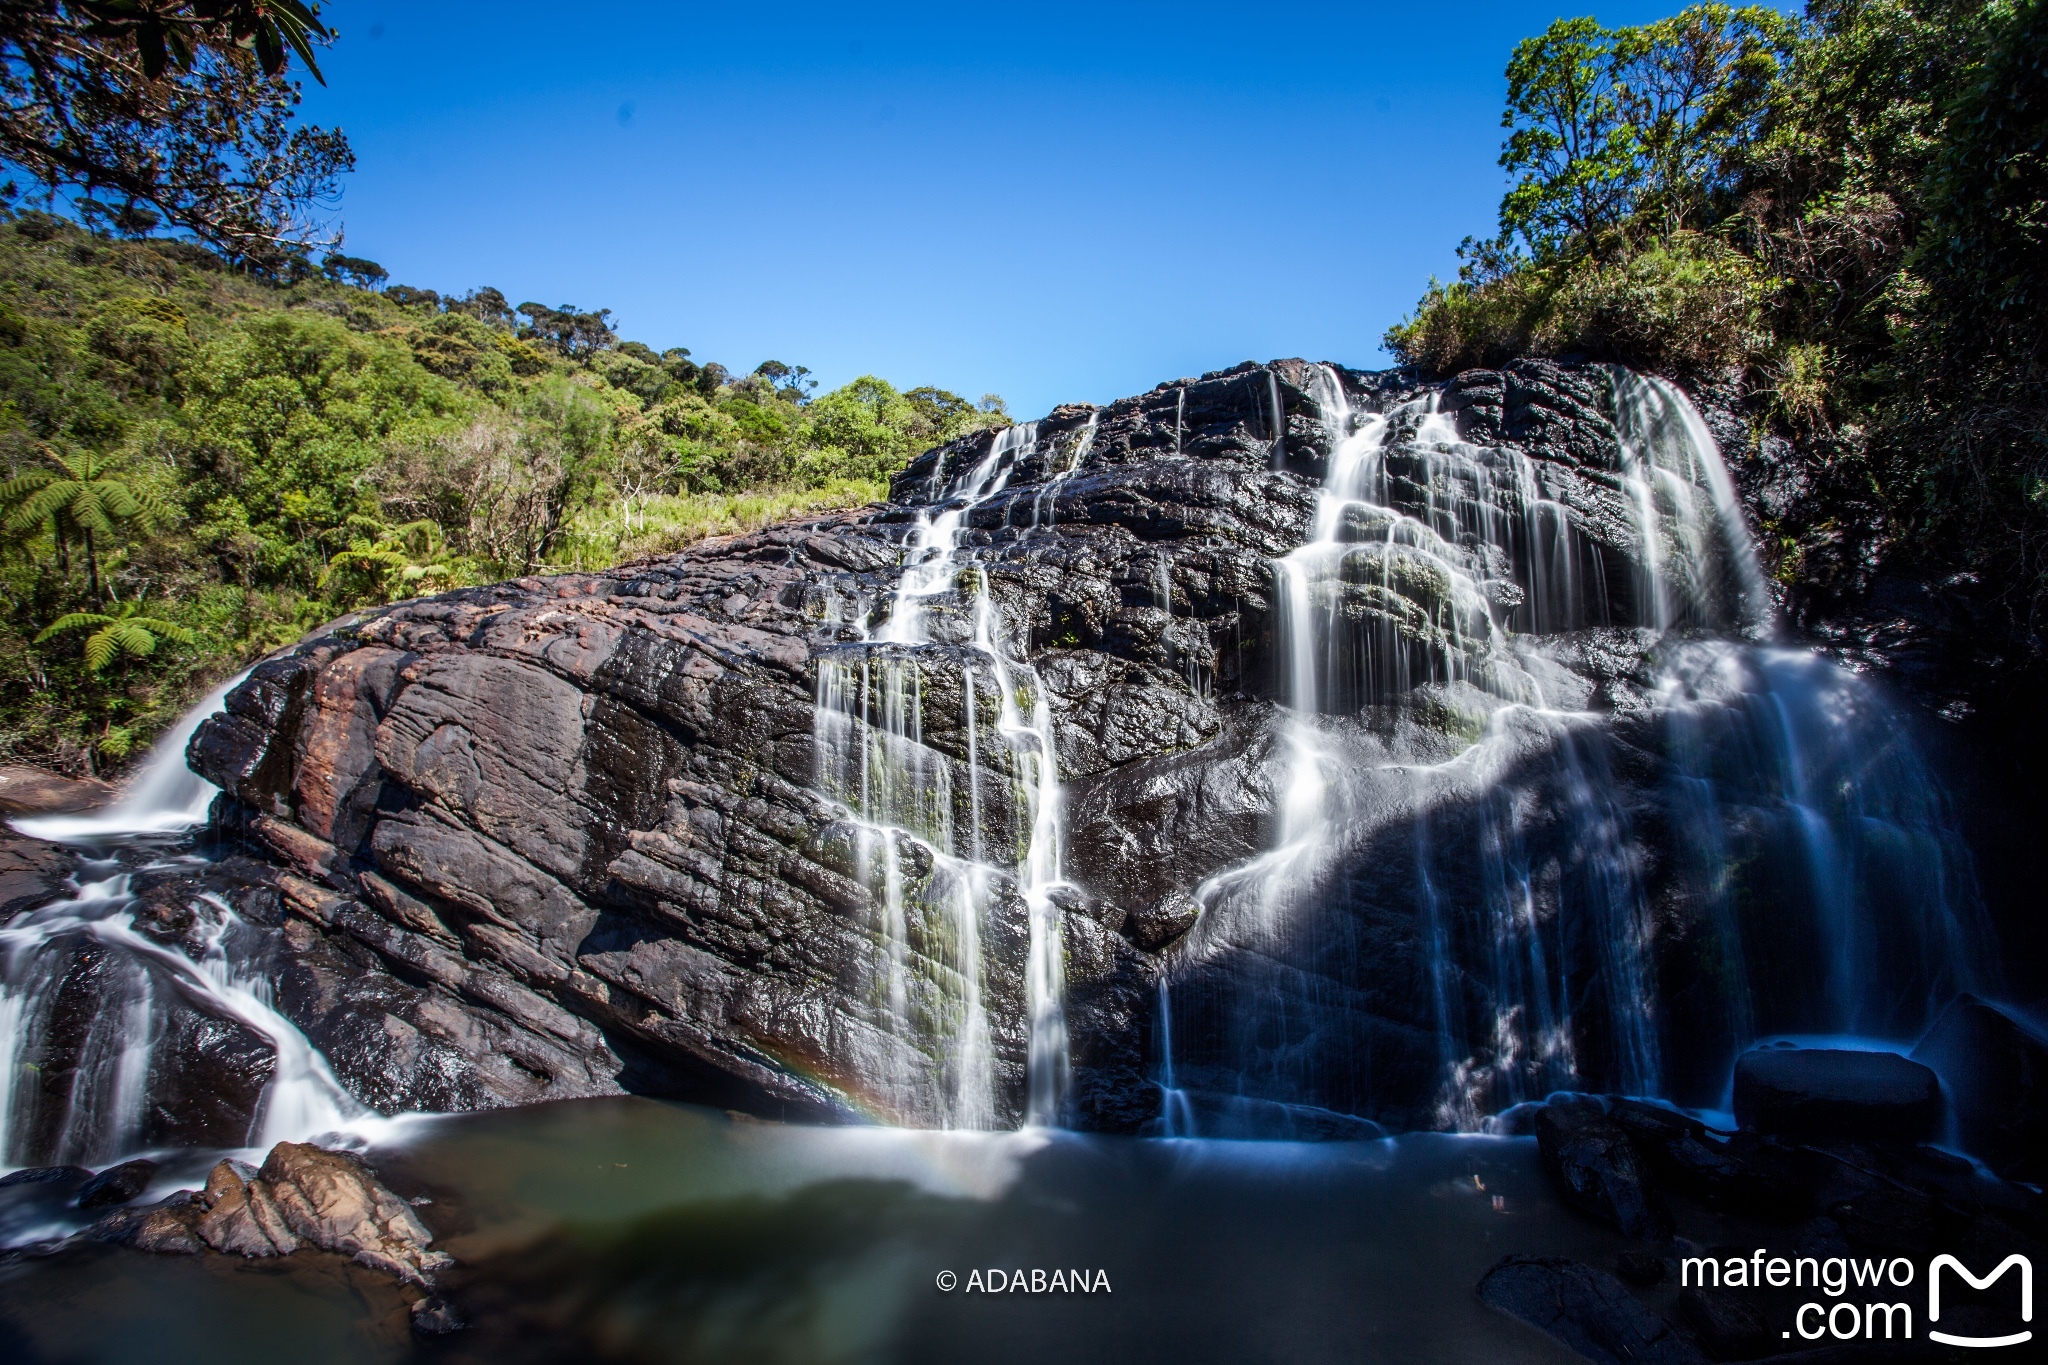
left=1540, top=232, right=1776, bottom=372
left=1387, top=232, right=1775, bottom=377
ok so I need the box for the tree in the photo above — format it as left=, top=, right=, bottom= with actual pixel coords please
left=1613, top=5, right=1796, bottom=232
left=516, top=302, right=616, bottom=356
left=35, top=599, right=195, bottom=672
left=0, top=1, right=351, bottom=266
left=1498, top=17, right=1637, bottom=259
left=321, top=252, right=387, bottom=289
left=1496, top=6, right=1794, bottom=259
left=0, top=445, right=166, bottom=600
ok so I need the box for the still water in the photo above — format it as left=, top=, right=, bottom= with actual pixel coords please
left=0, top=1097, right=1630, bottom=1364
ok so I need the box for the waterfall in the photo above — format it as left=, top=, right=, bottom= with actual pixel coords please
left=813, top=420, right=1082, bottom=1128
left=1154, top=364, right=1987, bottom=1132
left=11, top=669, right=248, bottom=843
left=2, top=673, right=381, bottom=1171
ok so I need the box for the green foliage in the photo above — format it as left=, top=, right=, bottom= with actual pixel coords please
left=0, top=211, right=1008, bottom=772
left=1497, top=6, right=1793, bottom=260
left=35, top=601, right=195, bottom=673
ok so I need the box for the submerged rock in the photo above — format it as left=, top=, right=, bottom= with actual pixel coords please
left=1732, top=1048, right=1942, bottom=1143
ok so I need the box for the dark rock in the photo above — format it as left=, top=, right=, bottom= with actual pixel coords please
left=1911, top=993, right=2048, bottom=1182
left=1535, top=1103, right=1674, bottom=1240
left=1123, top=888, right=1200, bottom=951
left=0, top=829, right=74, bottom=916
left=0, top=1165, right=91, bottom=1189
left=74, top=1159, right=158, bottom=1209
left=0, top=1165, right=92, bottom=1247
left=1825, top=1186, right=1940, bottom=1257
left=1477, top=1255, right=1706, bottom=1365
left=410, top=1295, right=466, bottom=1336
left=1676, top=1285, right=1769, bottom=1361
left=1733, top=1048, right=1942, bottom=1143
left=1615, top=1248, right=1667, bottom=1285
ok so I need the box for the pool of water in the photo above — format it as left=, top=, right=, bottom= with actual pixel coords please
left=1, top=1099, right=1632, bottom=1364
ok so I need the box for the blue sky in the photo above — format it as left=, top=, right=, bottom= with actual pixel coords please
left=301, top=2, right=1707, bottom=419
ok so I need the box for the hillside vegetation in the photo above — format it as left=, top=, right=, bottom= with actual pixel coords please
left=0, top=215, right=1006, bottom=771
left=1386, top=0, right=2046, bottom=634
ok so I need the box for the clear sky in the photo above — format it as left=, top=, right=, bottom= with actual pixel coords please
left=299, top=2, right=1706, bottom=420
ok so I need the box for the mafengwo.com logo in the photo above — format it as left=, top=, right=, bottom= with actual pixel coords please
left=1680, top=1249, right=2032, bottom=1347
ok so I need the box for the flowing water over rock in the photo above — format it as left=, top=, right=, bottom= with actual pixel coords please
left=0, top=357, right=2000, bottom=1166
left=1, top=679, right=374, bottom=1168
left=1153, top=366, right=1987, bottom=1133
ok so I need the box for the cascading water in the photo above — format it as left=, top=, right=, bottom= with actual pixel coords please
left=813, top=420, right=1089, bottom=1128
left=1155, top=364, right=1988, bottom=1132
left=1, top=674, right=374, bottom=1171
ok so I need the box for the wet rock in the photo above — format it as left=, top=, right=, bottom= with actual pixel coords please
left=410, top=1295, right=466, bottom=1336
left=1477, top=1255, right=1706, bottom=1365
left=1732, top=1048, right=1942, bottom=1143
left=196, top=1157, right=300, bottom=1256
left=74, top=1159, right=158, bottom=1209
left=0, top=1165, right=92, bottom=1246
left=1911, top=993, right=2048, bottom=1182
left=1614, top=1248, right=1667, bottom=1286
left=1123, top=888, right=1200, bottom=951
left=1535, top=1103, right=1674, bottom=1240
left=1608, top=1099, right=1810, bottom=1216
left=0, top=829, right=74, bottom=915
left=0, top=764, right=112, bottom=813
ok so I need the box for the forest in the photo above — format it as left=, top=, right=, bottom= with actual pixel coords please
left=0, top=217, right=1008, bottom=770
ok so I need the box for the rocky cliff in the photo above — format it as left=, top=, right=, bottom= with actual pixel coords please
left=180, top=358, right=1995, bottom=1134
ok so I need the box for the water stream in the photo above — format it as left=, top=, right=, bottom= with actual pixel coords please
left=1, top=674, right=377, bottom=1170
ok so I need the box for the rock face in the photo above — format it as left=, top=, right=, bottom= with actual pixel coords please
left=177, top=357, right=1994, bottom=1136
left=1732, top=1048, right=1943, bottom=1143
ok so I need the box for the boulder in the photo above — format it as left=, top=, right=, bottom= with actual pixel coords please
left=1477, top=1255, right=1705, bottom=1365
left=1732, top=1048, right=1942, bottom=1143
left=1911, top=993, right=2048, bottom=1181
left=0, top=764, right=112, bottom=814
left=1535, top=1102, right=1674, bottom=1240
left=256, top=1141, right=452, bottom=1286
left=74, top=1158, right=158, bottom=1210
